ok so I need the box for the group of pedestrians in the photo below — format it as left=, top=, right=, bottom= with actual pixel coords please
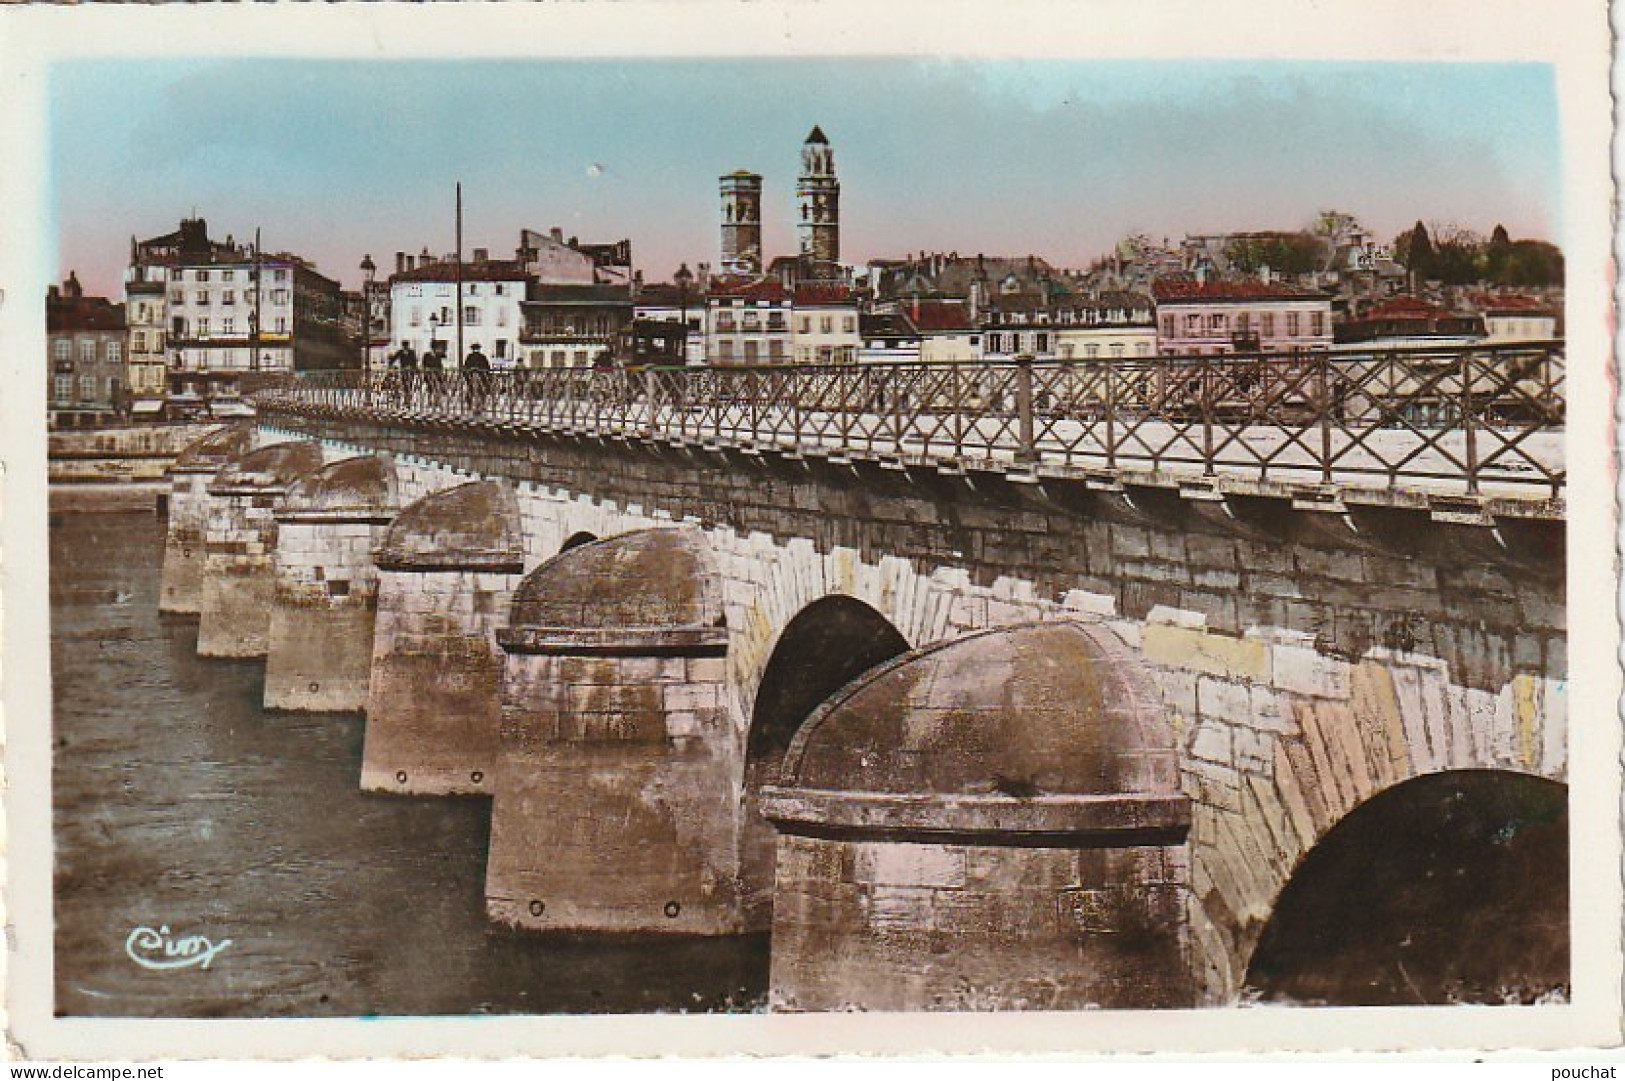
left=388, top=341, right=491, bottom=411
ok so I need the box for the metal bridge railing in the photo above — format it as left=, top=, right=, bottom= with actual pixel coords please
left=256, top=343, right=1565, bottom=501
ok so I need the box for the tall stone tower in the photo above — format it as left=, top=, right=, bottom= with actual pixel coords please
left=796, top=125, right=840, bottom=268
left=719, top=171, right=763, bottom=276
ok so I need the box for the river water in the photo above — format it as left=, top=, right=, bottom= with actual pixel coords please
left=51, top=508, right=768, bottom=1018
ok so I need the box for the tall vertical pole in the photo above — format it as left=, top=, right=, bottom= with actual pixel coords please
left=455, top=182, right=465, bottom=368
left=252, top=227, right=263, bottom=374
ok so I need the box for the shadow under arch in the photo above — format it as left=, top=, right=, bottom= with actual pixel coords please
left=559, top=531, right=598, bottom=554
left=738, top=594, right=911, bottom=925
left=1243, top=769, right=1567, bottom=1006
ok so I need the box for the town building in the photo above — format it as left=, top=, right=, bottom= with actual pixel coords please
left=902, top=299, right=982, bottom=363
left=123, top=263, right=169, bottom=405
left=1469, top=293, right=1560, bottom=342
left=128, top=217, right=351, bottom=414
left=1335, top=296, right=1486, bottom=347
left=47, top=273, right=127, bottom=428
left=1151, top=278, right=1334, bottom=357
left=517, top=228, right=633, bottom=286
left=632, top=272, right=705, bottom=365
left=520, top=283, right=633, bottom=368
left=1053, top=293, right=1158, bottom=362
left=858, top=311, right=923, bottom=364
left=387, top=251, right=528, bottom=366
left=706, top=279, right=791, bottom=365
left=791, top=283, right=860, bottom=364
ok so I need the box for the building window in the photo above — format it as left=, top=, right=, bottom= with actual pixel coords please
left=1135, top=342, right=1150, bottom=356
left=496, top=307, right=507, bottom=326
left=196, top=270, right=210, bottom=282
left=108, top=340, right=122, bottom=363
left=986, top=333, right=1002, bottom=354
left=494, top=283, right=506, bottom=296
left=468, top=283, right=480, bottom=297
left=170, top=269, right=183, bottom=282
left=275, top=317, right=288, bottom=334
left=171, top=291, right=184, bottom=305
left=1287, top=312, right=1302, bottom=337
left=843, top=316, right=855, bottom=333
left=132, top=331, right=146, bottom=352
left=1261, top=312, right=1276, bottom=337
left=80, top=373, right=96, bottom=399
left=1110, top=343, right=1125, bottom=358
left=1310, top=311, right=1325, bottom=337
left=54, top=339, right=70, bottom=361
left=1086, top=344, right=1100, bottom=358
left=464, top=306, right=480, bottom=325
left=409, top=307, right=421, bottom=326
left=197, top=318, right=210, bottom=337
left=79, top=340, right=95, bottom=363
left=274, top=269, right=288, bottom=282
left=819, top=316, right=832, bottom=334
left=744, top=340, right=760, bottom=362
left=1034, top=332, right=1049, bottom=353
left=798, top=316, right=810, bottom=334
left=272, top=290, right=289, bottom=304
left=54, top=374, right=72, bottom=401
left=222, top=291, right=235, bottom=305
left=222, top=318, right=235, bottom=336
left=1209, top=313, right=1225, bottom=331
left=769, top=340, right=785, bottom=361
left=1186, top=314, right=1201, bottom=334
left=717, top=341, right=734, bottom=361
left=408, top=284, right=423, bottom=298
left=222, top=270, right=235, bottom=281
left=196, top=291, right=209, bottom=305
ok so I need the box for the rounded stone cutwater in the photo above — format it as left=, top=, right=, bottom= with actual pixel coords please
left=488, top=527, right=737, bottom=936
left=760, top=620, right=1196, bottom=1013
left=361, top=479, right=526, bottom=797
left=158, top=422, right=257, bottom=616
left=195, top=439, right=325, bottom=658
left=264, top=455, right=402, bottom=713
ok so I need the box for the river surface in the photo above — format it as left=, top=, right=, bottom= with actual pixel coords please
left=51, top=508, right=768, bottom=1018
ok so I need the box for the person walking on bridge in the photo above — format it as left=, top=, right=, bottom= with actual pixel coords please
left=391, top=341, right=418, bottom=406
left=462, top=342, right=491, bottom=413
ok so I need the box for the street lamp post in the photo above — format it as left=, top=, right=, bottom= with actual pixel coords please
left=359, top=254, right=377, bottom=373
left=673, top=262, right=694, bottom=365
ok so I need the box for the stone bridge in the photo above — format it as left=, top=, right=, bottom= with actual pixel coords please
left=158, top=391, right=1567, bottom=1011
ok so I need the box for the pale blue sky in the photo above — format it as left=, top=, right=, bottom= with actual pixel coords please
left=50, top=58, right=1561, bottom=296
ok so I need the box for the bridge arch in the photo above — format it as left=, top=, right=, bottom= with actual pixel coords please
left=1243, top=769, right=1567, bottom=1005
left=738, top=593, right=912, bottom=924
left=1182, top=653, right=1567, bottom=1003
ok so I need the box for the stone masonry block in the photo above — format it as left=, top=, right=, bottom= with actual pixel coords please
left=1144, top=624, right=1269, bottom=682
left=1270, top=645, right=1353, bottom=700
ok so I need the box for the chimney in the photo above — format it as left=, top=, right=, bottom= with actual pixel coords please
left=48, top=284, right=59, bottom=301
left=473, top=247, right=489, bottom=263
left=396, top=252, right=406, bottom=274
left=551, top=227, right=564, bottom=243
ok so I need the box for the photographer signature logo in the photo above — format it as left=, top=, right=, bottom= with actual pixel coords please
left=125, top=924, right=232, bottom=971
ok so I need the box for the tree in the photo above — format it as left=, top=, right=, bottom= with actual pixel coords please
left=1398, top=220, right=1435, bottom=279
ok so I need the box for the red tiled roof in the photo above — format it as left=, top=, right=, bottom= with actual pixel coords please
left=707, top=278, right=788, bottom=302
left=903, top=299, right=974, bottom=333
left=793, top=283, right=855, bottom=306
left=1362, top=296, right=1452, bottom=321
left=1470, top=292, right=1554, bottom=315
left=1151, top=278, right=1328, bottom=302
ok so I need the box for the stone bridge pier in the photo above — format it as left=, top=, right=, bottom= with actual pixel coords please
left=169, top=417, right=1569, bottom=1010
